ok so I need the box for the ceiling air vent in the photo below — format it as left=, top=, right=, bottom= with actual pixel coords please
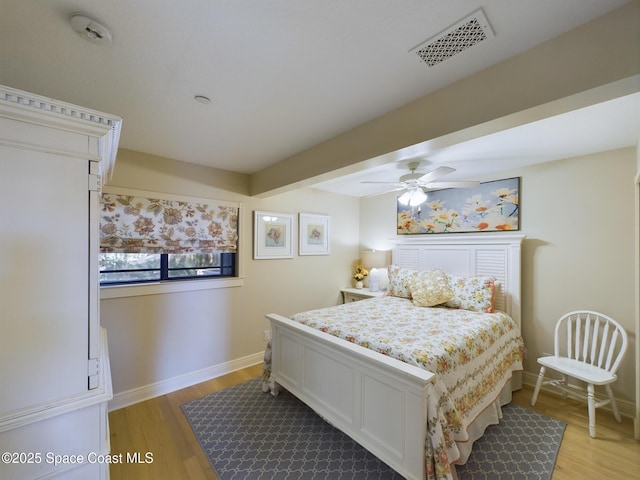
left=410, top=9, right=494, bottom=67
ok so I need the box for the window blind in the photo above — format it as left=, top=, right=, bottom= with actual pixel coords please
left=99, top=193, right=238, bottom=254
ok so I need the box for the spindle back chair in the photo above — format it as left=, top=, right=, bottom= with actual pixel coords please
left=530, top=310, right=628, bottom=438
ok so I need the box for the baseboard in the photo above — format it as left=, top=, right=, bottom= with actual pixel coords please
left=108, top=351, right=264, bottom=412
left=522, top=371, right=635, bottom=420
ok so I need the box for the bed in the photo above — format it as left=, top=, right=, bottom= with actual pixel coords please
left=263, top=234, right=525, bottom=480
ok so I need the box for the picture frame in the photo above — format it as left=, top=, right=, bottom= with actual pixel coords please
left=397, top=177, right=520, bottom=235
left=299, top=213, right=330, bottom=256
left=253, top=211, right=294, bottom=259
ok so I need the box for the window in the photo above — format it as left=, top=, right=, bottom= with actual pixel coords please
left=99, top=252, right=236, bottom=285
left=99, top=188, right=240, bottom=286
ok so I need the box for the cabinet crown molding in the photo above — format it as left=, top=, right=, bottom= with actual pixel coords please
left=0, top=85, right=122, bottom=178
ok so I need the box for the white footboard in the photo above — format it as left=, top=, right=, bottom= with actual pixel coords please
left=266, top=313, right=435, bottom=480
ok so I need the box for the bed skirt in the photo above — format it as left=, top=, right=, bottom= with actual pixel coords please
left=453, top=371, right=521, bottom=467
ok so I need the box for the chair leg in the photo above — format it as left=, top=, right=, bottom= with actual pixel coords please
left=531, top=366, right=545, bottom=406
left=605, top=384, right=622, bottom=423
left=561, top=374, right=568, bottom=399
left=587, top=383, right=596, bottom=438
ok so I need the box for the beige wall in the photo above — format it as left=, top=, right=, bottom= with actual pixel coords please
left=104, top=146, right=638, bottom=407
left=360, top=147, right=637, bottom=402
left=101, top=149, right=360, bottom=397
left=100, top=1, right=640, bottom=409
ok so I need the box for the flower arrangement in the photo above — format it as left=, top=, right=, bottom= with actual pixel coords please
left=353, top=264, right=369, bottom=281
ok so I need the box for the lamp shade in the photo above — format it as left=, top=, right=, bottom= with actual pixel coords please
left=360, top=250, right=390, bottom=269
left=398, top=188, right=427, bottom=206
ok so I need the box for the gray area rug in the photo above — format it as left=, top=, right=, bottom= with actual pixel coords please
left=181, top=378, right=565, bottom=480
left=456, top=402, right=566, bottom=480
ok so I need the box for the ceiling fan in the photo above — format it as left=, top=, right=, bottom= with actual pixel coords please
left=361, top=161, right=479, bottom=206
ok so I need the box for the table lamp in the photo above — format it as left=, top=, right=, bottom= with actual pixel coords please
left=360, top=250, right=391, bottom=292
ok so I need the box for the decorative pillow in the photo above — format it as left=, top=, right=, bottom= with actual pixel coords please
left=445, top=274, right=496, bottom=313
left=385, top=265, right=417, bottom=298
left=409, top=269, right=454, bottom=307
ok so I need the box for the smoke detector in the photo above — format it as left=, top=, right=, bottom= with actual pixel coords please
left=410, top=9, right=493, bottom=67
left=70, top=14, right=112, bottom=45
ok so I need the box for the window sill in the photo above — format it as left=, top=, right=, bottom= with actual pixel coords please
left=100, top=277, right=244, bottom=299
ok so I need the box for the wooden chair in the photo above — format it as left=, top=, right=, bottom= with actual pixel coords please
left=530, top=310, right=628, bottom=438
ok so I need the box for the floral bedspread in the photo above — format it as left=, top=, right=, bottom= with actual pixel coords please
left=267, top=296, right=524, bottom=480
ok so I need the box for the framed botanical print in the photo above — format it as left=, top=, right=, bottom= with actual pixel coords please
left=253, top=211, right=294, bottom=259
left=299, top=213, right=330, bottom=255
left=397, top=177, right=520, bottom=235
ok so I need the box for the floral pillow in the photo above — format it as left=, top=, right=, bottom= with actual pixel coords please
left=445, top=274, right=496, bottom=313
left=385, top=265, right=417, bottom=299
left=409, top=269, right=455, bottom=307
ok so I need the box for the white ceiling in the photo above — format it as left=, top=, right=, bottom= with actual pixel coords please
left=314, top=92, right=640, bottom=197
left=1, top=0, right=637, bottom=196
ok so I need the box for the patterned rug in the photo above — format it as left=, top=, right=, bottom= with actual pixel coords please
left=456, top=403, right=566, bottom=480
left=181, top=377, right=565, bottom=480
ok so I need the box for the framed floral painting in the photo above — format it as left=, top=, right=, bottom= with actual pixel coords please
left=299, top=213, right=330, bottom=255
left=253, top=211, right=294, bottom=259
left=397, top=177, right=520, bottom=235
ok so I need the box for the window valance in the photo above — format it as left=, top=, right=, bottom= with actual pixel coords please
left=100, top=192, right=239, bottom=254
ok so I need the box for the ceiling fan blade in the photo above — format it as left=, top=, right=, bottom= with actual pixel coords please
left=361, top=180, right=404, bottom=185
left=425, top=181, right=480, bottom=189
left=418, top=166, right=456, bottom=183
left=364, top=186, right=406, bottom=198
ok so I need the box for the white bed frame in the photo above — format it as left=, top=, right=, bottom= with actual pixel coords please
left=265, top=234, right=524, bottom=480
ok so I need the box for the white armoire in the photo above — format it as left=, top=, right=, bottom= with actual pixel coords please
left=0, top=86, right=119, bottom=479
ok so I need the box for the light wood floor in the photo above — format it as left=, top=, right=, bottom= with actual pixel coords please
left=109, top=365, right=639, bottom=479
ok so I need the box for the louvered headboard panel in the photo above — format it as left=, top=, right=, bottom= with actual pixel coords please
left=392, top=234, right=524, bottom=327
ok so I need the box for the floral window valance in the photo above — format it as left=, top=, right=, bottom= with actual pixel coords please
left=100, top=192, right=239, bottom=254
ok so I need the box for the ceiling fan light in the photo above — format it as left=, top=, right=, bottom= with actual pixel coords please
left=398, top=188, right=427, bottom=206
left=408, top=189, right=427, bottom=206
left=398, top=191, right=412, bottom=205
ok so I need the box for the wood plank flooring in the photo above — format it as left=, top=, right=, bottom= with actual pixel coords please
left=109, top=365, right=640, bottom=479
left=511, top=387, right=640, bottom=480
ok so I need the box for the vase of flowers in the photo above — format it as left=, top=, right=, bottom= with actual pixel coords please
left=353, top=264, right=369, bottom=289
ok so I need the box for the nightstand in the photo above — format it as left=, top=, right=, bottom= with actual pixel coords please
left=341, top=287, right=386, bottom=303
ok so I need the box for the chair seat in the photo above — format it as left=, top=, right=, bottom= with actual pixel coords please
left=537, top=356, right=617, bottom=385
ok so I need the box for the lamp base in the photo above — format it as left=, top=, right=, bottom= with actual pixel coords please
left=369, top=268, right=380, bottom=292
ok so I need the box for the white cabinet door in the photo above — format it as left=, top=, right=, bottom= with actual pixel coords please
left=0, top=145, right=89, bottom=414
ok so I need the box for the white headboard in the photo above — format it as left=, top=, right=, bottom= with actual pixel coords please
left=391, top=234, right=524, bottom=327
